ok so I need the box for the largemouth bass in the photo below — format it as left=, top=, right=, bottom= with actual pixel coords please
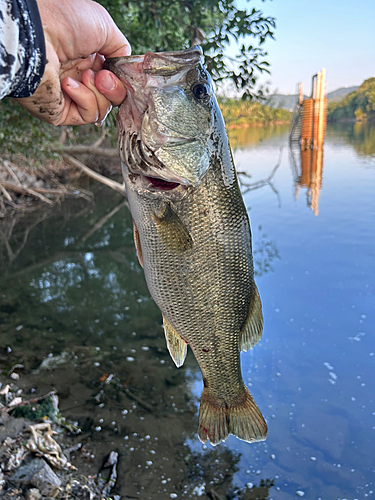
left=104, top=46, right=267, bottom=446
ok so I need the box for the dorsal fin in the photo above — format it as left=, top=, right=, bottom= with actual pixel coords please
left=240, top=286, right=263, bottom=352
left=163, top=315, right=188, bottom=367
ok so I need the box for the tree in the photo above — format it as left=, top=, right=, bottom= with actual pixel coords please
left=97, top=0, right=276, bottom=99
left=0, top=0, right=276, bottom=210
left=327, top=78, right=375, bottom=122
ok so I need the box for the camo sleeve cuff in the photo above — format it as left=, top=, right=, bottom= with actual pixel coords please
left=0, top=0, right=46, bottom=99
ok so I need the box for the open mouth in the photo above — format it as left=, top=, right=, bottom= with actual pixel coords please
left=121, top=131, right=192, bottom=200
left=145, top=176, right=180, bottom=191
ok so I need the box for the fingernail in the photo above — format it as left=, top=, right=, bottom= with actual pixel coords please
left=101, top=73, right=116, bottom=91
left=89, top=69, right=95, bottom=85
left=66, top=77, right=80, bottom=89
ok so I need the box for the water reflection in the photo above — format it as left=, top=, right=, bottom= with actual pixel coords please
left=288, top=121, right=375, bottom=216
left=0, top=187, right=275, bottom=498
left=326, top=121, right=375, bottom=161
left=1, top=122, right=374, bottom=498
left=227, top=124, right=289, bottom=149
left=290, top=144, right=324, bottom=216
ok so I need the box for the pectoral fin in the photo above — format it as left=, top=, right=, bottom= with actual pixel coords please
left=152, top=202, right=193, bottom=253
left=132, top=220, right=144, bottom=268
left=163, top=315, right=187, bottom=368
left=240, top=286, right=263, bottom=351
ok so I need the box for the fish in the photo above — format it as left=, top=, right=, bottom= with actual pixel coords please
left=103, top=46, right=267, bottom=446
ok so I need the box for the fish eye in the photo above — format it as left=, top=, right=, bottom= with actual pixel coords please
left=192, top=83, right=209, bottom=100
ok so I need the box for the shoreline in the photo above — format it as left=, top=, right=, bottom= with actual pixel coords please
left=226, top=120, right=290, bottom=129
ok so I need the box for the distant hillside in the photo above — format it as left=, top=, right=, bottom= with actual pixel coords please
left=267, top=86, right=359, bottom=111
left=265, top=94, right=304, bottom=111
left=327, top=86, right=359, bottom=102
left=327, top=78, right=375, bottom=122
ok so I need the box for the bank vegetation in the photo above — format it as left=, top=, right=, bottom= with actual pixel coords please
left=327, top=77, right=375, bottom=123
left=0, top=0, right=281, bottom=216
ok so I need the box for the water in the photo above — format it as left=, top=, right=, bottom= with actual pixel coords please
left=0, top=122, right=374, bottom=499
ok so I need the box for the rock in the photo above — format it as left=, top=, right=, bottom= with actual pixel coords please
left=10, top=458, right=61, bottom=498
left=25, top=488, right=42, bottom=500
left=0, top=417, right=31, bottom=443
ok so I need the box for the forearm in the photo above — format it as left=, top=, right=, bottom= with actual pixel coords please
left=0, top=0, right=46, bottom=99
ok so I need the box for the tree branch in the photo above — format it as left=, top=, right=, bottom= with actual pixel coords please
left=54, top=145, right=119, bottom=157
left=62, top=154, right=126, bottom=196
left=79, top=199, right=128, bottom=243
left=0, top=184, right=12, bottom=202
left=0, top=181, right=54, bottom=205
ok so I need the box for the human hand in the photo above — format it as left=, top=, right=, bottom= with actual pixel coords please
left=15, top=0, right=130, bottom=126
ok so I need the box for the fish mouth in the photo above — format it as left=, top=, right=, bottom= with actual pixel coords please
left=104, top=46, right=203, bottom=79
left=121, top=132, right=191, bottom=199
left=144, top=176, right=180, bottom=191
left=126, top=168, right=190, bottom=201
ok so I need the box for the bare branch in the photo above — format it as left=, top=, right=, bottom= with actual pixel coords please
left=124, top=388, right=155, bottom=412
left=238, top=147, right=283, bottom=207
left=3, top=161, right=22, bottom=186
left=54, top=145, right=119, bottom=157
left=92, top=128, right=109, bottom=148
left=0, top=184, right=12, bottom=202
left=62, top=154, right=126, bottom=195
left=59, top=126, right=67, bottom=144
left=79, top=199, right=128, bottom=243
left=0, top=181, right=54, bottom=205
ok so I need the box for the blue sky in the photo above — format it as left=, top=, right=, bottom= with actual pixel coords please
left=234, top=0, right=375, bottom=94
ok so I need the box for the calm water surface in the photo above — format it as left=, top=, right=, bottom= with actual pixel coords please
left=0, top=122, right=374, bottom=499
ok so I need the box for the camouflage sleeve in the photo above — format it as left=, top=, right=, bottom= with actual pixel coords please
left=0, top=0, right=46, bottom=99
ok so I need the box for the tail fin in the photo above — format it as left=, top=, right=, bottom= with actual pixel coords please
left=198, top=386, right=267, bottom=446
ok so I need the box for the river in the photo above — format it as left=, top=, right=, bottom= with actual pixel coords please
left=0, top=122, right=374, bottom=499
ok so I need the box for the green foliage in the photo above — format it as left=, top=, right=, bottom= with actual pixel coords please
left=98, top=0, right=275, bottom=99
left=11, top=396, right=59, bottom=421
left=327, top=77, right=375, bottom=122
left=0, top=98, right=60, bottom=166
left=1, top=1, right=276, bottom=163
left=219, top=97, right=291, bottom=126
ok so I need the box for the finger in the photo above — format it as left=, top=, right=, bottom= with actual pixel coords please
left=81, top=69, right=113, bottom=124
left=61, top=73, right=111, bottom=125
left=95, top=70, right=127, bottom=107
left=91, top=53, right=106, bottom=73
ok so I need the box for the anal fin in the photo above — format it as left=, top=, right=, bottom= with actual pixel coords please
left=163, top=316, right=187, bottom=368
left=240, top=285, right=263, bottom=351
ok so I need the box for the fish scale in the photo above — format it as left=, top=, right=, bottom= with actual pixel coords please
left=104, top=46, right=267, bottom=446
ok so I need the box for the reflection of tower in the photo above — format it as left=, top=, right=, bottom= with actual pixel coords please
left=289, top=69, right=326, bottom=216
left=299, top=145, right=324, bottom=216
